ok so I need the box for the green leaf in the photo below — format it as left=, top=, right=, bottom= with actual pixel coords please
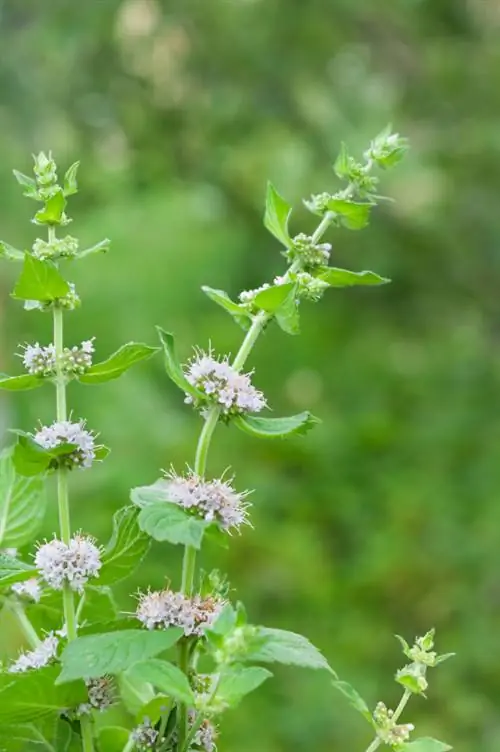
left=156, top=327, right=203, bottom=399
left=99, top=506, right=150, bottom=585
left=0, top=374, right=44, bottom=391
left=79, top=343, right=158, bottom=384
left=138, top=502, right=208, bottom=549
left=234, top=412, right=319, bottom=439
left=125, top=659, right=195, bottom=705
left=201, top=286, right=251, bottom=330
left=136, top=695, right=171, bottom=725
left=12, top=169, right=38, bottom=199
left=332, top=680, right=373, bottom=724
left=217, top=665, right=272, bottom=708
left=326, top=198, right=372, bottom=229
left=33, top=190, right=66, bottom=225
left=63, top=161, right=80, bottom=196
left=0, top=553, right=36, bottom=588
left=246, top=628, right=333, bottom=672
left=402, top=739, right=452, bottom=752
left=57, top=628, right=183, bottom=683
left=318, top=267, right=390, bottom=288
left=253, top=283, right=294, bottom=313
left=275, top=286, right=300, bottom=335
left=11, top=434, right=51, bottom=477
left=97, top=727, right=131, bottom=752
left=264, top=182, right=292, bottom=248
left=0, top=718, right=81, bottom=752
left=77, top=238, right=110, bottom=260
left=12, top=255, right=70, bottom=302
left=0, top=448, right=46, bottom=546
left=0, top=666, right=86, bottom=724
left=0, top=241, right=25, bottom=261
left=94, top=445, right=111, bottom=462
left=80, top=586, right=119, bottom=624
left=333, top=142, right=350, bottom=180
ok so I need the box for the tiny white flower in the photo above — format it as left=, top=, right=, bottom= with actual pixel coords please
left=136, top=589, right=224, bottom=637
left=35, top=535, right=102, bottom=593
left=33, top=420, right=97, bottom=469
left=9, top=633, right=58, bottom=673
left=11, top=578, right=42, bottom=603
left=20, top=343, right=56, bottom=376
left=60, top=338, right=95, bottom=375
left=238, top=282, right=271, bottom=305
left=131, top=718, right=159, bottom=750
left=84, top=676, right=116, bottom=712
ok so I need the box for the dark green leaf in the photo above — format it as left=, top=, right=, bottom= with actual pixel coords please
left=332, top=680, right=373, bottom=724
left=77, top=238, right=110, bottom=260
left=12, top=255, right=70, bottom=302
left=12, top=169, right=38, bottom=199
left=253, top=283, right=294, bottom=313
left=97, top=727, right=130, bottom=752
left=79, top=343, right=158, bottom=384
left=402, top=740, right=452, bottom=752
left=99, top=506, right=150, bottom=585
left=125, top=659, right=195, bottom=705
left=0, top=447, right=46, bottom=546
left=318, top=267, right=390, bottom=288
left=264, top=182, right=292, bottom=247
left=57, top=628, right=183, bottom=683
left=0, top=241, right=25, bottom=261
left=217, top=665, right=272, bottom=707
left=201, top=286, right=251, bottom=330
left=63, top=162, right=79, bottom=196
left=0, top=553, right=36, bottom=588
left=275, top=286, right=300, bottom=335
left=94, top=445, right=111, bottom=461
left=79, top=586, right=119, bottom=625
left=0, top=374, right=44, bottom=392
left=0, top=666, right=86, bottom=724
left=326, top=198, right=372, bottom=229
left=234, top=412, right=319, bottom=439
left=156, top=327, right=203, bottom=399
left=11, top=434, right=51, bottom=477
left=33, top=190, right=66, bottom=225
left=246, top=628, right=333, bottom=671
left=138, top=502, right=208, bottom=549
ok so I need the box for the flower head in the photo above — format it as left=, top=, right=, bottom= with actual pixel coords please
left=274, top=271, right=329, bottom=303
left=20, top=343, right=56, bottom=376
left=32, top=235, right=78, bottom=261
left=162, top=469, right=250, bottom=532
left=9, top=633, right=59, bottom=673
left=60, top=339, right=95, bottom=375
left=184, top=350, right=266, bottom=417
left=284, top=233, right=331, bottom=269
left=85, top=676, right=116, bottom=712
left=11, top=577, right=42, bottom=603
left=35, top=535, right=102, bottom=593
left=131, top=718, right=159, bottom=750
left=136, top=589, right=224, bottom=636
left=189, top=711, right=217, bottom=752
left=373, top=702, right=414, bottom=746
left=33, top=420, right=97, bottom=469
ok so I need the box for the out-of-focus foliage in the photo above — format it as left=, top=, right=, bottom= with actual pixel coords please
left=0, top=0, right=499, bottom=749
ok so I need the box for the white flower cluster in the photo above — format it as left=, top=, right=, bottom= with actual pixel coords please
left=136, top=589, right=224, bottom=636
left=373, top=702, right=414, bottom=745
left=34, top=420, right=97, bottom=469
left=60, top=339, right=95, bottom=375
left=238, top=282, right=271, bottom=306
left=35, top=535, right=102, bottom=593
left=131, top=718, right=159, bottom=750
left=9, top=633, right=58, bottom=673
left=80, top=676, right=116, bottom=713
left=32, top=235, right=78, bottom=261
left=24, top=282, right=81, bottom=312
left=303, top=191, right=333, bottom=215
left=162, top=469, right=250, bottom=532
left=274, top=271, right=329, bottom=302
left=285, top=232, right=331, bottom=268
left=11, top=577, right=42, bottom=603
left=21, top=343, right=56, bottom=376
left=189, top=712, right=217, bottom=752
left=184, top=351, right=266, bottom=417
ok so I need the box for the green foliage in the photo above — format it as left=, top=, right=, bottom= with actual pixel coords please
left=402, top=740, right=452, bottom=752
left=138, top=501, right=208, bottom=548
left=331, top=681, right=373, bottom=725
left=201, top=286, right=251, bottom=330
left=156, top=327, right=202, bottom=398
left=245, top=627, right=333, bottom=672
left=0, top=448, right=46, bottom=546
left=217, top=666, right=273, bottom=708
left=12, top=256, right=69, bottom=302
left=234, top=412, right=319, bottom=439
left=99, top=506, right=150, bottom=585
left=264, top=183, right=292, bottom=248
left=0, top=552, right=36, bottom=588
left=0, top=666, right=86, bottom=724
left=0, top=374, right=43, bottom=391
left=97, top=727, right=130, bottom=752
left=124, top=659, right=195, bottom=705
left=78, top=343, right=158, bottom=384
left=318, top=267, right=390, bottom=287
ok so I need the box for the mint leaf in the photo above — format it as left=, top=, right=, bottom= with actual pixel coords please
left=246, top=627, right=333, bottom=671
left=99, top=506, right=150, bottom=585
left=201, top=286, right=251, bottom=330
left=125, top=659, right=195, bottom=705
left=138, top=502, right=208, bottom=549
left=79, top=343, right=158, bottom=384
left=318, top=267, right=390, bottom=287
left=253, top=283, right=294, bottom=313
left=12, top=255, right=70, bottom=302
left=12, top=169, right=38, bottom=199
left=156, top=327, right=203, bottom=399
left=0, top=241, right=25, bottom=261
left=33, top=189, right=66, bottom=225
left=275, top=286, right=300, bottom=335
left=63, top=161, right=80, bottom=196
left=0, top=666, right=86, bottom=723
left=97, top=727, right=131, bottom=752
left=0, top=553, right=36, bottom=588
left=217, top=665, right=272, bottom=708
left=0, top=447, right=46, bottom=546
left=234, top=412, right=319, bottom=439
left=332, top=680, right=373, bottom=724
left=264, top=182, right=292, bottom=248
left=0, top=374, right=44, bottom=391
left=402, top=740, right=452, bottom=752
left=327, top=198, right=371, bottom=230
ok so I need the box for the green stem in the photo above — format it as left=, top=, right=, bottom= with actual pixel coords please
left=9, top=600, right=40, bottom=649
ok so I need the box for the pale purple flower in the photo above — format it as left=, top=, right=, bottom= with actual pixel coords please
left=136, top=589, right=224, bottom=637
left=9, top=633, right=58, bottom=673
left=33, top=420, right=96, bottom=469
left=131, top=718, right=159, bottom=750
left=35, top=535, right=102, bottom=592
left=11, top=577, right=42, bottom=603
left=20, top=343, right=56, bottom=376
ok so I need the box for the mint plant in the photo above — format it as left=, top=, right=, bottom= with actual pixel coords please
left=0, top=130, right=452, bottom=752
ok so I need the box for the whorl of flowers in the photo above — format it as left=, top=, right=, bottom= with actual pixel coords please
left=35, top=535, right=102, bottom=593
left=188, top=711, right=218, bottom=752
left=33, top=419, right=97, bottom=469
left=373, top=702, right=414, bottom=745
left=131, top=718, right=160, bottom=750
left=8, top=633, right=59, bottom=673
left=136, top=589, right=224, bottom=636
left=78, top=676, right=116, bottom=714
left=24, top=282, right=81, bottom=312
left=274, top=271, right=329, bottom=302
left=59, top=339, right=95, bottom=375
left=184, top=350, right=266, bottom=417
left=32, top=235, right=78, bottom=261
left=11, top=577, right=42, bottom=603
left=284, top=232, right=331, bottom=269
left=20, top=339, right=94, bottom=378
left=162, top=469, right=250, bottom=532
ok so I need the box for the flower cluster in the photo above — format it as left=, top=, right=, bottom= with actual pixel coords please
left=24, top=282, right=81, bottom=312
left=11, top=577, right=42, bottom=602
left=184, top=351, right=267, bottom=417
left=34, top=420, right=97, bottom=469
left=283, top=233, right=331, bottom=269
left=136, top=589, right=224, bottom=636
left=131, top=718, right=159, bottom=750
left=238, top=282, right=271, bottom=307
left=32, top=235, right=78, bottom=261
left=33, top=152, right=59, bottom=200
left=373, top=702, right=414, bottom=745
left=35, top=535, right=102, bottom=593
left=20, top=343, right=56, bottom=376
left=274, top=271, right=329, bottom=302
left=8, top=633, right=59, bottom=673
left=162, top=469, right=250, bottom=532
left=81, top=676, right=116, bottom=713
left=60, top=339, right=95, bottom=375
left=189, top=711, right=217, bottom=752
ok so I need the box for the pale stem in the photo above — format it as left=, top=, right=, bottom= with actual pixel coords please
left=9, top=599, right=40, bottom=649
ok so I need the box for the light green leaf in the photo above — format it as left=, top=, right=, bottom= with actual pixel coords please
left=234, top=412, right=319, bottom=439
left=138, top=502, right=208, bottom=549
left=78, top=343, right=158, bottom=384
left=0, top=241, right=25, bottom=261
left=201, top=286, right=251, bottom=330
left=135, top=695, right=171, bottom=725
left=333, top=142, right=350, bottom=180
left=246, top=627, right=333, bottom=672
left=63, top=161, right=80, bottom=196
left=0, top=374, right=44, bottom=391
left=156, top=327, right=203, bottom=399
left=326, top=198, right=372, bottom=230
left=77, top=238, right=110, bottom=260
left=217, top=665, right=272, bottom=708
left=12, top=255, right=70, bottom=302
left=97, top=727, right=131, bottom=752
left=264, top=182, right=292, bottom=247
left=0, top=553, right=36, bottom=588
left=33, top=190, right=66, bottom=225
left=402, top=739, right=452, bottom=752
left=125, top=659, right=195, bottom=705
left=0, top=718, right=80, bottom=751
left=318, top=267, right=390, bottom=288
left=80, top=586, right=119, bottom=624
left=253, top=283, right=294, bottom=313
left=0, top=666, right=86, bottom=724
left=332, top=680, right=373, bottom=724
left=12, top=169, right=38, bottom=199
left=275, top=286, right=300, bottom=335
left=57, top=628, right=183, bottom=683
left=99, top=506, right=150, bottom=585
left=0, top=448, right=46, bottom=546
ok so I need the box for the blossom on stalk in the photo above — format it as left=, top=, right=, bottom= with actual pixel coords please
left=20, top=343, right=56, bottom=376
left=35, top=535, right=102, bottom=593
left=78, top=676, right=116, bottom=715
left=8, top=633, right=59, bottom=673
left=188, top=711, right=218, bottom=752
left=184, top=350, right=266, bottom=417
left=11, top=577, right=42, bottom=603
left=33, top=419, right=97, bottom=469
left=131, top=718, right=160, bottom=750
left=274, top=271, right=329, bottom=302
left=136, top=589, right=224, bottom=636
left=162, top=469, right=250, bottom=532
left=60, top=339, right=95, bottom=375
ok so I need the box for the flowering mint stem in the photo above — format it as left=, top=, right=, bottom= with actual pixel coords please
left=363, top=689, right=412, bottom=752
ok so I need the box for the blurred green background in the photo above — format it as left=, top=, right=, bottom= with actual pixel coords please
left=1, top=0, right=499, bottom=749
